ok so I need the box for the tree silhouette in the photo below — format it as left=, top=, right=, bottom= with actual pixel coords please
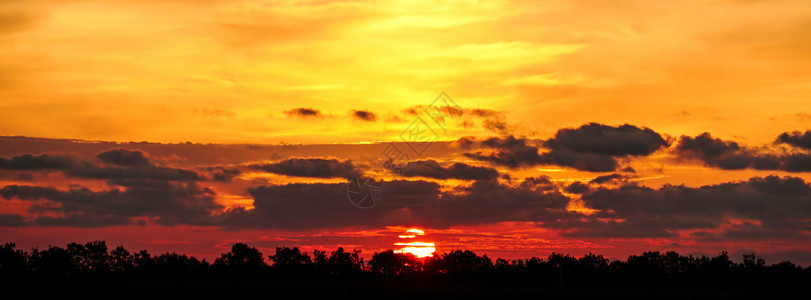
left=151, top=252, right=208, bottom=275
left=268, top=246, right=311, bottom=273
left=30, top=246, right=73, bottom=275
left=109, top=246, right=134, bottom=272
left=440, top=250, right=493, bottom=275
left=1, top=239, right=809, bottom=297
left=742, top=253, right=766, bottom=269
left=326, top=247, right=363, bottom=274
left=369, top=250, right=420, bottom=275
left=311, top=249, right=328, bottom=272
left=214, top=243, right=266, bottom=273
left=0, top=243, right=27, bottom=276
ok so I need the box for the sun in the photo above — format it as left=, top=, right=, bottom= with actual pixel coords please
left=394, top=228, right=436, bottom=258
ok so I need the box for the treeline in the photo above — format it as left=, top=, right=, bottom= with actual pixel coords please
left=1, top=241, right=810, bottom=290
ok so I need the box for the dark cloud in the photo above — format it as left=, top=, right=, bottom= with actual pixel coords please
left=351, top=109, right=376, bottom=121
left=538, top=149, right=618, bottom=172
left=463, top=136, right=544, bottom=168
left=589, top=173, right=627, bottom=184
left=518, top=176, right=555, bottom=190
left=538, top=123, right=668, bottom=172
left=250, top=157, right=357, bottom=178
left=3, top=160, right=809, bottom=240
left=69, top=162, right=201, bottom=181
left=394, top=159, right=499, bottom=180
left=482, top=119, right=511, bottom=136
left=97, top=149, right=151, bottom=166
left=0, top=150, right=201, bottom=181
left=462, top=135, right=619, bottom=172
left=675, top=133, right=811, bottom=172
left=544, top=123, right=669, bottom=156
left=204, top=166, right=241, bottom=182
left=452, top=136, right=478, bottom=149
left=676, top=132, right=741, bottom=161
left=559, top=175, right=811, bottom=238
left=283, top=107, right=322, bottom=118
left=0, top=181, right=221, bottom=227
left=0, top=153, right=77, bottom=170
left=223, top=180, right=441, bottom=229
left=222, top=179, right=571, bottom=229
left=0, top=214, right=25, bottom=226
left=783, top=154, right=811, bottom=172
left=565, top=182, right=590, bottom=194
left=776, top=130, right=811, bottom=150
left=464, top=124, right=667, bottom=172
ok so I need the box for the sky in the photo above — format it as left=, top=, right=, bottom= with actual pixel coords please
left=1, top=0, right=811, bottom=264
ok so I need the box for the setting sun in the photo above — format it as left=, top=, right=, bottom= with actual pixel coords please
left=394, top=228, right=436, bottom=258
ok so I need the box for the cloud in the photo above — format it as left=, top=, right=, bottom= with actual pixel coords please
left=539, top=123, right=668, bottom=172
left=462, top=135, right=619, bottom=172
left=3, top=155, right=810, bottom=241
left=776, top=130, right=811, bottom=150
left=204, top=166, right=241, bottom=182
left=0, top=153, right=78, bottom=170
left=403, top=105, right=507, bottom=134
left=0, top=150, right=201, bottom=181
left=589, top=173, right=628, bottom=184
left=250, top=157, right=358, bottom=178
left=351, top=109, right=376, bottom=121
left=283, top=108, right=323, bottom=118
left=463, top=123, right=668, bottom=172
left=560, top=175, right=811, bottom=238
left=0, top=214, right=25, bottom=226
left=394, top=159, right=499, bottom=180
left=676, top=132, right=742, bottom=162
left=463, top=135, right=544, bottom=168
left=675, top=133, right=810, bottom=171
left=538, top=149, right=619, bottom=172
left=222, top=178, right=571, bottom=229
left=0, top=181, right=221, bottom=227
left=544, top=123, right=669, bottom=156
left=223, top=180, right=441, bottom=229
left=96, top=149, right=151, bottom=166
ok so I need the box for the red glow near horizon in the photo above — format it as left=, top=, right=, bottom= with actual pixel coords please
left=394, top=228, right=436, bottom=258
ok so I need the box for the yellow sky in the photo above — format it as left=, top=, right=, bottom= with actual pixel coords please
left=1, top=0, right=810, bottom=144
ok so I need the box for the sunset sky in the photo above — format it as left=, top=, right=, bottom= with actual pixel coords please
left=2, top=0, right=811, bottom=264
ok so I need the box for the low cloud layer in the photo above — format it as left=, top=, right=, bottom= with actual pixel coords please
left=250, top=157, right=358, bottom=178
left=0, top=150, right=201, bottom=181
left=393, top=159, right=499, bottom=180
left=464, top=123, right=669, bottom=171
left=1, top=127, right=811, bottom=245
left=562, top=175, right=811, bottom=239
left=675, top=133, right=811, bottom=172
left=0, top=180, right=221, bottom=227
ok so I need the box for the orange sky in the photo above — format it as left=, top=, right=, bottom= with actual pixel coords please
left=1, top=0, right=810, bottom=144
